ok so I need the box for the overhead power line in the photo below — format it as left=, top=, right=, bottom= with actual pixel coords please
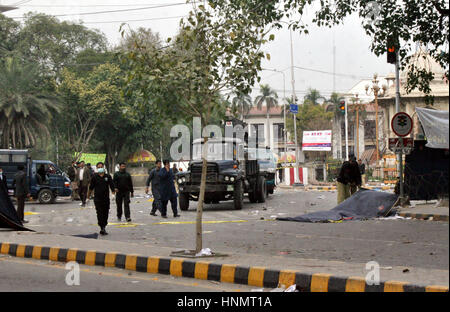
left=82, top=15, right=187, bottom=24
left=9, top=2, right=188, bottom=19
left=13, top=2, right=189, bottom=7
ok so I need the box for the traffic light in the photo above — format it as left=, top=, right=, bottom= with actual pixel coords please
left=387, top=36, right=398, bottom=64
left=387, top=45, right=396, bottom=64
left=339, top=100, right=346, bottom=115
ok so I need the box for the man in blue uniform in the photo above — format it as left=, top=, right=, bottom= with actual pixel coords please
left=158, top=160, right=180, bottom=218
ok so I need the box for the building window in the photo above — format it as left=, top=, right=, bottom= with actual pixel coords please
left=364, top=120, right=376, bottom=140
left=250, top=123, right=265, bottom=143
left=341, top=122, right=354, bottom=141
left=273, top=123, right=284, bottom=142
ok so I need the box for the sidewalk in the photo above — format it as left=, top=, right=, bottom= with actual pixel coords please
left=397, top=201, right=449, bottom=222
left=278, top=184, right=395, bottom=191
left=0, top=231, right=447, bottom=292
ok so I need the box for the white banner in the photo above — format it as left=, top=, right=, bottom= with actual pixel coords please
left=302, top=130, right=332, bottom=151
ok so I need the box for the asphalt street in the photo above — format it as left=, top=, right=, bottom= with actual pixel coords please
left=0, top=254, right=256, bottom=292
left=17, top=188, right=449, bottom=271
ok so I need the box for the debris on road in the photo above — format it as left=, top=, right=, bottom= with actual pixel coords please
left=277, top=189, right=398, bottom=223
left=196, top=248, right=213, bottom=257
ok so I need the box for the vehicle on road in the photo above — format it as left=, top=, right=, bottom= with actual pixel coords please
left=0, top=149, right=71, bottom=204
left=246, top=147, right=277, bottom=196
left=176, top=137, right=270, bottom=211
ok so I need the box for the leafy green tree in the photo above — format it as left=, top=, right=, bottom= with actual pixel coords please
left=210, top=0, right=449, bottom=104
left=16, top=13, right=107, bottom=77
left=0, top=57, right=61, bottom=148
left=122, top=3, right=269, bottom=253
left=0, top=14, right=20, bottom=59
left=254, top=84, right=278, bottom=146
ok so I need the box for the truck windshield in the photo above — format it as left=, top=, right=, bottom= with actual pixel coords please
left=247, top=148, right=274, bottom=161
left=192, top=142, right=235, bottom=161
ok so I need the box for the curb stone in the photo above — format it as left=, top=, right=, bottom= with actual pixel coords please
left=397, top=212, right=449, bottom=222
left=0, top=242, right=447, bottom=292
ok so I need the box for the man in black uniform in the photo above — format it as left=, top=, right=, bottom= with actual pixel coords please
left=113, top=162, right=134, bottom=222
left=336, top=154, right=362, bottom=204
left=159, top=160, right=180, bottom=218
left=145, top=160, right=162, bottom=216
left=0, top=166, right=7, bottom=191
left=87, top=162, right=115, bottom=235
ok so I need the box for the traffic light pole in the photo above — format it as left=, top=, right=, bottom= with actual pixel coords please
left=345, top=100, right=349, bottom=160
left=395, top=50, right=405, bottom=204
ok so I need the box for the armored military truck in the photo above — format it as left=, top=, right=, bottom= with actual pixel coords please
left=176, top=137, right=269, bottom=211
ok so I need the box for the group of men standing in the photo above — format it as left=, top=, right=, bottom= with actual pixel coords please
left=145, top=160, right=180, bottom=219
left=336, top=154, right=364, bottom=204
left=67, top=161, right=134, bottom=235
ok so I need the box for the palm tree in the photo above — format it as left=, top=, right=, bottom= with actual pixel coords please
left=304, top=88, right=326, bottom=105
left=327, top=92, right=346, bottom=115
left=231, top=91, right=252, bottom=121
left=0, top=57, right=61, bottom=148
left=254, top=84, right=278, bottom=147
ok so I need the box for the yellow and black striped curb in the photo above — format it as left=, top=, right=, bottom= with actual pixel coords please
left=301, top=186, right=394, bottom=191
left=397, top=212, right=449, bottom=222
left=0, top=242, right=448, bottom=292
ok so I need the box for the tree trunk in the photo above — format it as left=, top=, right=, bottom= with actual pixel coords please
left=196, top=136, right=208, bottom=253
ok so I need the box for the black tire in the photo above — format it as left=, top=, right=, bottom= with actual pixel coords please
left=248, top=191, right=258, bottom=203
left=179, top=192, right=189, bottom=211
left=38, top=189, right=55, bottom=204
left=256, top=176, right=266, bottom=203
left=233, top=180, right=244, bottom=210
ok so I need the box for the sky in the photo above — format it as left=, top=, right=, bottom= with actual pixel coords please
left=2, top=0, right=396, bottom=102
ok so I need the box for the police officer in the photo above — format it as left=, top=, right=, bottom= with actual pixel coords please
left=113, top=162, right=134, bottom=222
left=158, top=160, right=180, bottom=218
left=87, top=162, right=115, bottom=235
left=336, top=154, right=362, bottom=204
left=145, top=160, right=162, bottom=216
left=12, top=165, right=30, bottom=223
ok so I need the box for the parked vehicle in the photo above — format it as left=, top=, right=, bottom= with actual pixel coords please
left=176, top=137, right=269, bottom=211
left=246, top=147, right=277, bottom=195
left=0, top=149, right=71, bottom=204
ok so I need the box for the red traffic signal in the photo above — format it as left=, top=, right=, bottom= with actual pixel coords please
left=387, top=46, right=396, bottom=64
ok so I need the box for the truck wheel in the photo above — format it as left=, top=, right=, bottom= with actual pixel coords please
left=248, top=191, right=258, bottom=203
left=38, top=189, right=55, bottom=204
left=179, top=192, right=189, bottom=211
left=233, top=180, right=244, bottom=210
left=256, top=176, right=266, bottom=203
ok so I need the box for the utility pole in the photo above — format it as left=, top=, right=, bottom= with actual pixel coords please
left=289, top=27, right=301, bottom=185
left=395, top=49, right=405, bottom=204
left=345, top=98, right=349, bottom=160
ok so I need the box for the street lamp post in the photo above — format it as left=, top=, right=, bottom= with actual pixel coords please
left=286, top=23, right=301, bottom=185
left=365, top=74, right=387, bottom=163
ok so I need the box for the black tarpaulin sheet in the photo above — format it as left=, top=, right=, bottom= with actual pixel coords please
left=277, top=188, right=398, bottom=223
left=0, top=185, right=33, bottom=231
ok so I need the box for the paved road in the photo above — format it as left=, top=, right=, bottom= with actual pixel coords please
left=18, top=188, right=449, bottom=271
left=0, top=254, right=256, bottom=292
